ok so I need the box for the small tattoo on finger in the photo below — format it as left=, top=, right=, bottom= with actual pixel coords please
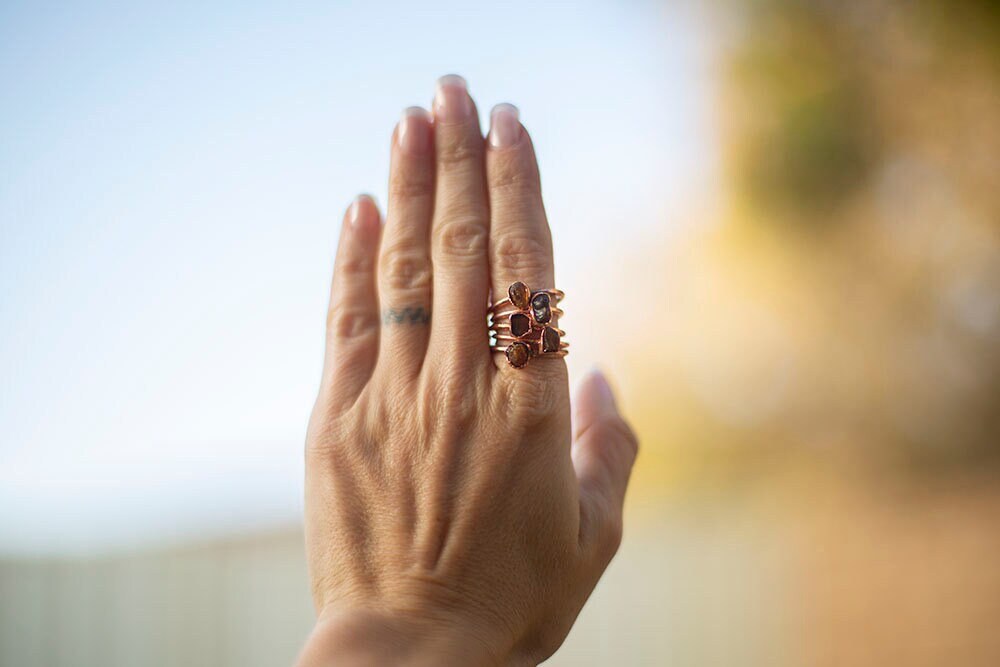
left=382, top=307, right=431, bottom=325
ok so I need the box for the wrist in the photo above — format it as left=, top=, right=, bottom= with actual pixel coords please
left=296, top=606, right=514, bottom=667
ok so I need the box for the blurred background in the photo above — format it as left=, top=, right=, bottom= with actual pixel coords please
left=1, top=0, right=998, bottom=665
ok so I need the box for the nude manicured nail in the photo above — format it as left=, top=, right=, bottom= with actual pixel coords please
left=589, top=369, right=618, bottom=410
left=433, top=74, right=471, bottom=122
left=398, top=106, right=431, bottom=153
left=489, top=103, right=521, bottom=148
left=349, top=195, right=376, bottom=229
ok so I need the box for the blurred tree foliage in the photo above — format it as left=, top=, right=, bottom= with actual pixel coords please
left=625, top=0, right=999, bottom=503
left=723, top=0, right=999, bottom=226
left=618, top=5, right=1000, bottom=662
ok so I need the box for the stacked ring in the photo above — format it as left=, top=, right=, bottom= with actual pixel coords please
left=488, top=281, right=569, bottom=368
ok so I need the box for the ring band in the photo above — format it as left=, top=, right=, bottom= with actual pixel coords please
left=488, top=281, right=568, bottom=369
left=491, top=324, right=567, bottom=337
left=491, top=335, right=569, bottom=346
left=489, top=306, right=565, bottom=319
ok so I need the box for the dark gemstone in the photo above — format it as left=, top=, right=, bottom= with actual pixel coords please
left=531, top=292, right=551, bottom=324
left=508, top=281, right=531, bottom=310
left=541, top=326, right=560, bottom=353
left=510, top=313, right=531, bottom=337
left=505, top=342, right=531, bottom=368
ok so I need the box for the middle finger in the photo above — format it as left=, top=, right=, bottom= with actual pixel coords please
left=427, top=75, right=492, bottom=373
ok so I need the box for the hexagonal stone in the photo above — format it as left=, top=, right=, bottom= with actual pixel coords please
left=510, top=312, right=531, bottom=337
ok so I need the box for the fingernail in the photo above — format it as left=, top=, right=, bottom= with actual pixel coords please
left=489, top=103, right=521, bottom=148
left=433, top=74, right=471, bottom=122
left=589, top=368, right=617, bottom=409
left=349, top=195, right=376, bottom=229
left=398, top=106, right=431, bottom=153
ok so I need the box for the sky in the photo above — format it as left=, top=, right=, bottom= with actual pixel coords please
left=0, top=0, right=718, bottom=555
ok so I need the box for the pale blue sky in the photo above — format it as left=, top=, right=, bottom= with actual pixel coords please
left=0, top=1, right=718, bottom=554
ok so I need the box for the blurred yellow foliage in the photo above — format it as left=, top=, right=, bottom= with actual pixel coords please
left=625, top=0, right=999, bottom=494
left=616, top=1, right=1000, bottom=662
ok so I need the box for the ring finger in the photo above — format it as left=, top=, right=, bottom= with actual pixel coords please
left=485, top=104, right=562, bottom=375
left=377, top=106, right=436, bottom=378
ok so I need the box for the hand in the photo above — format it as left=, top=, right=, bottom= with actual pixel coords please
left=298, top=75, right=638, bottom=666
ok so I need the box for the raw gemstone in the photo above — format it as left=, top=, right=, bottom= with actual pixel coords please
left=531, top=292, right=551, bottom=324
left=510, top=313, right=531, bottom=337
left=541, top=326, right=561, bottom=353
left=505, top=341, right=531, bottom=368
left=508, top=281, right=531, bottom=309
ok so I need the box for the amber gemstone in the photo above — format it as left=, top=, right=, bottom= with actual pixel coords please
left=508, top=281, right=531, bottom=310
left=531, top=292, right=551, bottom=324
left=541, top=326, right=560, bottom=353
left=510, top=312, right=531, bottom=337
left=505, top=341, right=531, bottom=368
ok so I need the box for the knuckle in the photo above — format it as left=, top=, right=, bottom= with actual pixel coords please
left=507, top=369, right=563, bottom=423
left=435, top=217, right=489, bottom=259
left=389, top=172, right=434, bottom=200
left=305, top=415, right=341, bottom=456
left=337, top=254, right=376, bottom=278
left=305, top=399, right=359, bottom=457
left=436, top=134, right=482, bottom=168
left=305, top=426, right=344, bottom=462
left=432, top=360, right=488, bottom=414
left=381, top=246, right=432, bottom=292
left=492, top=360, right=565, bottom=430
left=590, top=415, right=640, bottom=461
left=435, top=380, right=480, bottom=428
left=489, top=158, right=541, bottom=198
left=327, top=305, right=379, bottom=340
left=492, top=233, right=551, bottom=276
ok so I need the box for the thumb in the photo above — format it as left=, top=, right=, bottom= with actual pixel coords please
left=572, top=369, right=639, bottom=560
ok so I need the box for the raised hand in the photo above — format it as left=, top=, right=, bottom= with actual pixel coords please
left=298, top=75, right=638, bottom=666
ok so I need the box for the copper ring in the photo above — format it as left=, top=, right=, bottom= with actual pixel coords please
left=489, top=306, right=565, bottom=319
left=491, top=334, right=569, bottom=346
left=491, top=324, right=567, bottom=337
left=487, top=281, right=568, bottom=369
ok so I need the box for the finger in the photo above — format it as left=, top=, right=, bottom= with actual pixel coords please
left=484, top=103, right=561, bottom=374
left=377, top=107, right=435, bottom=378
left=427, top=74, right=491, bottom=371
left=486, top=103, right=553, bottom=288
left=321, top=195, right=382, bottom=410
left=572, top=370, right=639, bottom=564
